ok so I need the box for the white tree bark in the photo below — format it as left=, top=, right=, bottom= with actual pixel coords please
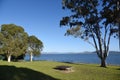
left=30, top=52, right=33, bottom=62
left=8, top=55, right=11, bottom=62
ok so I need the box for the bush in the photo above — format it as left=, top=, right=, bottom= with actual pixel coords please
left=0, top=55, right=4, bottom=60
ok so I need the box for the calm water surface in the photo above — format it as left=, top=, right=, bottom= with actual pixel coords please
left=24, top=53, right=120, bottom=65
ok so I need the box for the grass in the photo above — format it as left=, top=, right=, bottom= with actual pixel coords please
left=0, top=61, right=120, bottom=80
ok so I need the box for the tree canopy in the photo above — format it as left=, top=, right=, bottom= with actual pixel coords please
left=60, top=0, right=119, bottom=67
left=27, top=35, right=43, bottom=61
left=0, top=24, right=43, bottom=62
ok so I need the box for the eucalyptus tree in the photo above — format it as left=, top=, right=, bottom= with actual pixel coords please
left=101, top=0, right=120, bottom=49
left=0, top=33, right=4, bottom=55
left=60, top=0, right=119, bottom=67
left=28, top=35, right=43, bottom=62
left=0, top=24, right=28, bottom=62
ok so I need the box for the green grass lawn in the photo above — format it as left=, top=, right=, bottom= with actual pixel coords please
left=0, top=61, right=120, bottom=80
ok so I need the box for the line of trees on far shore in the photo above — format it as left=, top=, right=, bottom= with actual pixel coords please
left=0, top=24, right=43, bottom=62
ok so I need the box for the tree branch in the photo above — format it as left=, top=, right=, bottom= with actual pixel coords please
left=84, top=38, right=95, bottom=48
left=103, top=25, right=108, bottom=58
left=89, top=25, right=101, bottom=58
left=107, top=25, right=112, bottom=53
left=95, top=24, right=103, bottom=59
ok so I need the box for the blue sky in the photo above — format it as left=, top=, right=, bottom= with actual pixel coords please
left=0, top=0, right=119, bottom=53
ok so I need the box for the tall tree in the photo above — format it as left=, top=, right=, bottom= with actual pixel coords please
left=0, top=24, right=28, bottom=62
left=28, top=35, right=43, bottom=62
left=60, top=0, right=119, bottom=67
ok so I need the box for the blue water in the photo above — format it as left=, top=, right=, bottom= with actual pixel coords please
left=24, top=53, right=120, bottom=65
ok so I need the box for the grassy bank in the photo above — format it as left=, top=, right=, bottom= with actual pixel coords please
left=0, top=61, right=120, bottom=80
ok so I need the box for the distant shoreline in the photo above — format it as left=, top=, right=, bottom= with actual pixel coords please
left=42, top=51, right=120, bottom=54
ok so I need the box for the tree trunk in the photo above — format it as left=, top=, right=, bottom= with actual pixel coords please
left=30, top=52, right=33, bottom=62
left=7, top=55, right=11, bottom=62
left=100, top=58, right=107, bottom=67
left=118, top=23, right=120, bottom=49
left=96, top=51, right=108, bottom=68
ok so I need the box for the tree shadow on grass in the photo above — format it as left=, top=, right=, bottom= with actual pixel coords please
left=63, top=61, right=89, bottom=65
left=0, top=65, right=60, bottom=80
left=117, top=68, right=120, bottom=70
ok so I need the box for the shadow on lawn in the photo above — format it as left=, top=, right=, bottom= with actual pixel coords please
left=117, top=68, right=120, bottom=70
left=0, top=65, right=60, bottom=80
left=63, top=61, right=87, bottom=65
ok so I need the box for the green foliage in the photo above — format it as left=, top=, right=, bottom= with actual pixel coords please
left=60, top=0, right=119, bottom=67
left=0, top=24, right=43, bottom=62
left=28, top=35, right=43, bottom=56
left=101, top=0, right=120, bottom=48
left=0, top=24, right=28, bottom=58
left=1, top=24, right=24, bottom=36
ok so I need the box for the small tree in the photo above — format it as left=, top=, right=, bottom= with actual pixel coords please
left=28, top=35, right=43, bottom=62
left=60, top=0, right=119, bottom=67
